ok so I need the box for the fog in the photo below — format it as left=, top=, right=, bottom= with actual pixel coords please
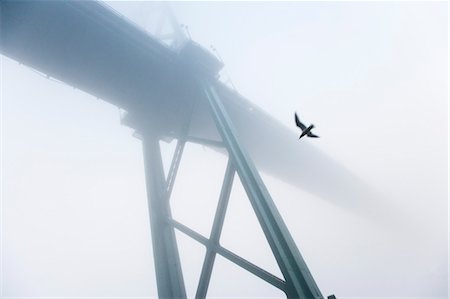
left=1, top=1, right=448, bottom=299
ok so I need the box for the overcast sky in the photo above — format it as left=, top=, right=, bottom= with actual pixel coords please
left=1, top=1, right=448, bottom=299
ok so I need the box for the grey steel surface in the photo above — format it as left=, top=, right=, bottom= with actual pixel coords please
left=201, top=79, right=324, bottom=298
left=0, top=0, right=372, bottom=208
left=195, top=159, right=235, bottom=299
left=169, top=218, right=287, bottom=292
left=165, top=139, right=186, bottom=199
left=142, top=135, right=187, bottom=299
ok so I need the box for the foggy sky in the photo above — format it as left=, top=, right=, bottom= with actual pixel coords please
left=1, top=1, right=448, bottom=299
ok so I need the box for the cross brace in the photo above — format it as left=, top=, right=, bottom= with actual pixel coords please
left=141, top=79, right=324, bottom=299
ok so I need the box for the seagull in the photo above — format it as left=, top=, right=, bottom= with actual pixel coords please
left=295, top=112, right=319, bottom=139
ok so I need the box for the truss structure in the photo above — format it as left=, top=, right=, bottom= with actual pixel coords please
left=140, top=78, right=325, bottom=299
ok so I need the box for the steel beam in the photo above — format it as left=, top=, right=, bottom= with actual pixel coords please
left=165, top=93, right=198, bottom=199
left=195, top=159, right=235, bottom=299
left=169, top=219, right=286, bottom=292
left=166, top=139, right=186, bottom=199
left=199, top=79, right=324, bottom=299
left=142, top=136, right=187, bottom=299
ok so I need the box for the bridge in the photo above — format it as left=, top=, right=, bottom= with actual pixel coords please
left=0, top=1, right=370, bottom=298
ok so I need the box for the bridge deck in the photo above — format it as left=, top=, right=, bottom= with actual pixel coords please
left=1, top=0, right=370, bottom=207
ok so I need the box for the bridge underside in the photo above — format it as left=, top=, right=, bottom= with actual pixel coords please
left=0, top=0, right=371, bottom=209
left=0, top=2, right=363, bottom=298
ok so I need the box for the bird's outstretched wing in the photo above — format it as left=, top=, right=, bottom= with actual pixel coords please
left=307, top=132, right=319, bottom=138
left=294, top=113, right=306, bottom=130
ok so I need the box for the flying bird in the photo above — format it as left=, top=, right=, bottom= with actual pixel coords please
left=295, top=112, right=319, bottom=139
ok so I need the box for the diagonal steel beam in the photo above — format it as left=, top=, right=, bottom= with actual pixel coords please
left=169, top=218, right=286, bottom=292
left=165, top=95, right=197, bottom=200
left=166, top=139, right=186, bottom=199
left=217, top=243, right=287, bottom=292
left=195, top=159, right=235, bottom=299
left=199, top=78, right=324, bottom=299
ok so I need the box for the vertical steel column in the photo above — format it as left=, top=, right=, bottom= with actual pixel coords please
left=195, top=159, right=235, bottom=299
left=200, top=79, right=324, bottom=299
left=142, top=135, right=187, bottom=299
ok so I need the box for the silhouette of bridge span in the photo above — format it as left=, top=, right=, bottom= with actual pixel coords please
left=0, top=1, right=367, bottom=207
left=1, top=1, right=367, bottom=298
